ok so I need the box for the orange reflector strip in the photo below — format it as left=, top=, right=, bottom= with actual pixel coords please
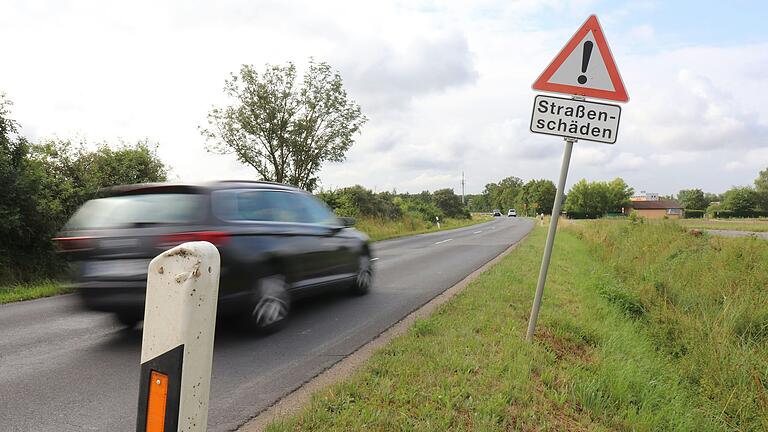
left=146, top=370, right=169, bottom=432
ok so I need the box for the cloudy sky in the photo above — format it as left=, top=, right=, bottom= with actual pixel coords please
left=1, top=0, right=767, bottom=195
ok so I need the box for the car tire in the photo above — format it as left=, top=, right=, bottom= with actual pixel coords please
left=245, top=274, right=291, bottom=334
left=115, top=312, right=142, bottom=328
left=350, top=254, right=373, bottom=296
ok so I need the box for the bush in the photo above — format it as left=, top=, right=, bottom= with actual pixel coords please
left=710, top=209, right=768, bottom=218
left=684, top=209, right=705, bottom=218
left=1, top=95, right=168, bottom=284
left=396, top=197, right=443, bottom=222
left=317, top=186, right=402, bottom=220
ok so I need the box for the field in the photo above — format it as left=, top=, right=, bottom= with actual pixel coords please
left=356, top=213, right=492, bottom=242
left=267, top=221, right=768, bottom=431
left=678, top=218, right=768, bottom=232
left=0, top=280, right=73, bottom=304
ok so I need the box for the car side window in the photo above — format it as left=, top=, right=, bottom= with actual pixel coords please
left=212, top=189, right=337, bottom=225
left=236, top=191, right=278, bottom=221
left=296, top=194, right=338, bottom=225
left=212, top=189, right=284, bottom=222
left=264, top=192, right=306, bottom=223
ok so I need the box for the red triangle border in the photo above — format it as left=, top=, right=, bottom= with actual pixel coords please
left=532, top=15, right=628, bottom=102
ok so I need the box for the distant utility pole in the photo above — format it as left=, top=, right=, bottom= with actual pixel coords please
left=461, top=171, right=465, bottom=205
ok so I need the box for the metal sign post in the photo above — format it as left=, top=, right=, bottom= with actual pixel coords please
left=525, top=15, right=629, bottom=341
left=525, top=136, right=574, bottom=342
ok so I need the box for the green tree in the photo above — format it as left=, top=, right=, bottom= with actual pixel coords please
left=565, top=179, right=607, bottom=217
left=677, top=189, right=709, bottom=210
left=755, top=168, right=768, bottom=211
left=32, top=139, right=168, bottom=217
left=722, top=187, right=758, bottom=213
left=0, top=94, right=169, bottom=283
left=605, top=177, right=633, bottom=213
left=0, top=94, right=58, bottom=281
left=432, top=188, right=469, bottom=219
left=519, top=179, right=556, bottom=215
left=317, top=185, right=401, bottom=220
left=201, top=60, right=367, bottom=191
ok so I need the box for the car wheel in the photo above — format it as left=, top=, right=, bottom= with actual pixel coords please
left=115, top=312, right=142, bottom=328
left=350, top=254, right=373, bottom=295
left=246, top=274, right=291, bottom=334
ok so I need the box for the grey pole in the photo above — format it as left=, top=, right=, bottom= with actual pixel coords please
left=525, top=137, right=575, bottom=342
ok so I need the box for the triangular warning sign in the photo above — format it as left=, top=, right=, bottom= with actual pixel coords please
left=533, top=15, right=628, bottom=102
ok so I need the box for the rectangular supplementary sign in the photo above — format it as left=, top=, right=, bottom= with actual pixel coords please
left=530, top=94, right=621, bottom=144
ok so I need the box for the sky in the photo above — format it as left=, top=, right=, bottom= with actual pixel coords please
left=1, top=0, right=767, bottom=195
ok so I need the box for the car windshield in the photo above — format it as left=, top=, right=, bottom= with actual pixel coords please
left=64, top=193, right=202, bottom=230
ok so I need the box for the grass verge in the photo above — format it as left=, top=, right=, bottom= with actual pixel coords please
left=357, top=213, right=492, bottom=242
left=266, top=222, right=768, bottom=431
left=678, top=218, right=768, bottom=232
left=0, top=280, right=73, bottom=304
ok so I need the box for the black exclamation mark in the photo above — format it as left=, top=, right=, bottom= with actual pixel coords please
left=577, top=41, right=593, bottom=85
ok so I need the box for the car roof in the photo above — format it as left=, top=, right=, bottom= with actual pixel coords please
left=98, top=180, right=302, bottom=197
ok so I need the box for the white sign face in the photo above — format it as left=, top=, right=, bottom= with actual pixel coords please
left=529, top=95, right=620, bottom=144
left=548, top=32, right=615, bottom=92
left=532, top=15, right=628, bottom=102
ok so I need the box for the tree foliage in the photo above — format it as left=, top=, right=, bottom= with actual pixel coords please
left=722, top=187, right=759, bottom=213
left=565, top=178, right=633, bottom=218
left=201, top=60, right=367, bottom=191
left=677, top=189, right=710, bottom=210
left=432, top=188, right=469, bottom=219
left=0, top=94, right=168, bottom=283
left=518, top=179, right=557, bottom=215
left=755, top=167, right=768, bottom=211
left=316, top=186, right=469, bottom=223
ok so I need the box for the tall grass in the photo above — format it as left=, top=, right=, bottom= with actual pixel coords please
left=0, top=280, right=73, bottom=304
left=568, top=220, right=768, bottom=429
left=266, top=222, right=767, bottom=431
left=678, top=218, right=768, bottom=232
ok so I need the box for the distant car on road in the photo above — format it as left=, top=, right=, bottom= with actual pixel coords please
left=508, top=209, right=517, bottom=217
left=54, top=181, right=373, bottom=332
left=492, top=209, right=502, bottom=217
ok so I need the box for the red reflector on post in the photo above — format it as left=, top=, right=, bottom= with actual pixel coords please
left=146, top=370, right=169, bottom=432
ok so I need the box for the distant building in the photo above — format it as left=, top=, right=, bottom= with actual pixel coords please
left=624, top=191, right=684, bottom=219
left=630, top=191, right=659, bottom=202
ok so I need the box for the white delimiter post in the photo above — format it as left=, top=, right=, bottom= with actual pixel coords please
left=136, top=242, right=220, bottom=432
left=526, top=137, right=575, bottom=342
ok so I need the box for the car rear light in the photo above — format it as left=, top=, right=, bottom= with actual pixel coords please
left=156, top=231, right=230, bottom=249
left=52, top=236, right=95, bottom=252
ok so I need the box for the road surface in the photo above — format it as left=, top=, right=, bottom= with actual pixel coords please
left=704, top=229, right=768, bottom=240
left=0, top=217, right=534, bottom=432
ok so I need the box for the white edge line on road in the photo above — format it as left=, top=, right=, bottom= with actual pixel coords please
left=370, top=258, right=380, bottom=261
left=237, top=224, right=533, bottom=432
left=434, top=238, right=453, bottom=245
left=473, top=231, right=482, bottom=234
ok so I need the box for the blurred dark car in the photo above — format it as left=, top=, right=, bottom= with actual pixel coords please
left=492, top=209, right=502, bottom=217
left=54, top=181, right=373, bottom=332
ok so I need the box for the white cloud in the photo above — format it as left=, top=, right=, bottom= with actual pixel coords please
left=0, top=0, right=766, bottom=196
left=607, top=152, right=646, bottom=170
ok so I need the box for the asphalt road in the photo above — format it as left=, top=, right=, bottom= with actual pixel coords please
left=704, top=229, right=768, bottom=240
left=0, top=217, right=534, bottom=432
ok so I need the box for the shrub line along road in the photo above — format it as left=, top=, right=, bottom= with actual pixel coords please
left=0, top=217, right=534, bottom=432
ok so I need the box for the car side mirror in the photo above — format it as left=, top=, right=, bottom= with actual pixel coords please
left=337, top=217, right=356, bottom=227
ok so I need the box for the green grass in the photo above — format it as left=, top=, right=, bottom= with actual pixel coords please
left=0, top=280, right=73, bottom=304
left=266, top=221, right=768, bottom=431
left=356, top=213, right=492, bottom=242
left=678, top=218, right=768, bottom=232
